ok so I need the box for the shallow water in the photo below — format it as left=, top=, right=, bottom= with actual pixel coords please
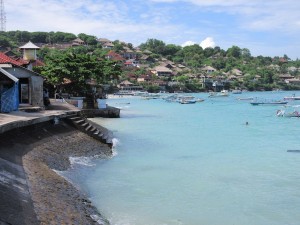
left=67, top=91, right=300, bottom=225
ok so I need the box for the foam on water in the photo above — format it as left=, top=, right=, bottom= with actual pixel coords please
left=69, top=156, right=96, bottom=167
left=111, top=138, right=120, bottom=157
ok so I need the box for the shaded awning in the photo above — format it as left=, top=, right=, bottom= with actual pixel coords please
left=0, top=67, right=19, bottom=82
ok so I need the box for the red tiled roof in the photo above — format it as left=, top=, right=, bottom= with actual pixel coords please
left=0, top=52, right=24, bottom=66
left=16, top=57, right=29, bottom=65
left=106, top=50, right=125, bottom=61
left=31, top=59, right=45, bottom=67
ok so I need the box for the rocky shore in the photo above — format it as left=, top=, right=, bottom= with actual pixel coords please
left=0, top=120, right=112, bottom=225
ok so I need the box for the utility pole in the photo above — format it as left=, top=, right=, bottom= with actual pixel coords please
left=0, top=0, right=6, bottom=32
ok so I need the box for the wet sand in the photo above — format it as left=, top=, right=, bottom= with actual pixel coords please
left=0, top=120, right=112, bottom=225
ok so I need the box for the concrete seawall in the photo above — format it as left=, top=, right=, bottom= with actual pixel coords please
left=0, top=102, right=119, bottom=224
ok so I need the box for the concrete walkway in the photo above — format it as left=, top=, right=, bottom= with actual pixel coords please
left=0, top=100, right=80, bottom=134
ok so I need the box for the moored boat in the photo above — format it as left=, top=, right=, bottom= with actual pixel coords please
left=283, top=96, right=300, bottom=100
left=250, top=100, right=288, bottom=106
left=208, top=90, right=229, bottom=98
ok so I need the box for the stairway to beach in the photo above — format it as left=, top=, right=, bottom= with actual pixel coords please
left=66, top=114, right=113, bottom=147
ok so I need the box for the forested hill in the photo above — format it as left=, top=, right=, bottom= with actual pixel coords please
left=1, top=30, right=300, bottom=92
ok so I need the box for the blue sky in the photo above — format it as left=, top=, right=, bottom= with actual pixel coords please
left=6, top=0, right=300, bottom=59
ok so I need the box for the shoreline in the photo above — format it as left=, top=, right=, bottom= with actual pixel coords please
left=0, top=119, right=112, bottom=225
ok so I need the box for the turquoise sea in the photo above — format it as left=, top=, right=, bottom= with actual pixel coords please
left=66, top=91, right=300, bottom=225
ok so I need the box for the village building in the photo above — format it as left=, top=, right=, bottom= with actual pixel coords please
left=105, top=50, right=125, bottom=62
left=121, top=47, right=137, bottom=59
left=124, top=59, right=139, bottom=67
left=118, top=80, right=143, bottom=91
left=98, top=38, right=113, bottom=45
left=201, top=65, right=217, bottom=74
left=137, top=74, right=152, bottom=83
left=102, top=42, right=114, bottom=49
left=72, top=38, right=85, bottom=46
left=278, top=74, right=294, bottom=81
left=0, top=42, right=44, bottom=113
left=151, top=66, right=173, bottom=77
left=285, top=78, right=300, bottom=85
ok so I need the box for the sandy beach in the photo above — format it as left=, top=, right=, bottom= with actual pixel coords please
left=0, top=119, right=112, bottom=225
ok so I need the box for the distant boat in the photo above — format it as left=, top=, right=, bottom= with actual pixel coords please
left=208, top=90, right=229, bottom=98
left=179, top=98, right=196, bottom=104
left=178, top=96, right=203, bottom=104
left=237, top=97, right=254, bottom=101
left=250, top=100, right=288, bottom=106
left=283, top=95, right=300, bottom=100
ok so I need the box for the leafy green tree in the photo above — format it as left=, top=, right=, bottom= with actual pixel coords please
left=30, top=32, right=48, bottom=43
left=164, top=44, right=181, bottom=56
left=241, top=48, right=251, bottom=61
left=203, top=47, right=214, bottom=58
left=226, top=46, right=241, bottom=58
left=0, top=35, right=12, bottom=48
left=212, top=58, right=226, bottom=70
left=36, top=49, right=121, bottom=95
left=139, top=38, right=166, bottom=55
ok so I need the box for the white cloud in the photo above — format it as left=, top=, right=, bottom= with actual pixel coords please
left=181, top=41, right=197, bottom=47
left=5, top=0, right=300, bottom=58
left=200, top=37, right=216, bottom=49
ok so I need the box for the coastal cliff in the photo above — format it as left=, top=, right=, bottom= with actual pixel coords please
left=0, top=120, right=111, bottom=225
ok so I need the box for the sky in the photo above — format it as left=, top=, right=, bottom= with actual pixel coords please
left=5, top=0, right=300, bottom=59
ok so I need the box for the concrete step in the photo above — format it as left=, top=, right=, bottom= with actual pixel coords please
left=89, top=127, right=97, bottom=133
left=74, top=119, right=85, bottom=125
left=81, top=123, right=89, bottom=128
left=69, top=116, right=82, bottom=121
left=85, top=125, right=93, bottom=131
left=94, top=130, right=100, bottom=135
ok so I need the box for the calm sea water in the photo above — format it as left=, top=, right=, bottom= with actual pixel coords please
left=65, top=91, right=300, bottom=225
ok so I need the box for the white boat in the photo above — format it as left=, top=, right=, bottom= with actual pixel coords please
left=179, top=98, right=196, bottom=104
left=283, top=95, right=300, bottom=100
left=208, top=90, right=229, bottom=98
left=177, top=95, right=204, bottom=104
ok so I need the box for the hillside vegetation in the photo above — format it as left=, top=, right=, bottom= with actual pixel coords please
left=1, top=31, right=300, bottom=93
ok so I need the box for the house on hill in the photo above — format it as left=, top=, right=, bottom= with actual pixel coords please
left=201, top=66, right=216, bottom=74
left=102, top=42, right=114, bottom=49
left=151, top=66, right=173, bottom=77
left=105, top=50, right=125, bottom=62
left=98, top=38, right=113, bottom=45
left=72, top=38, right=85, bottom=46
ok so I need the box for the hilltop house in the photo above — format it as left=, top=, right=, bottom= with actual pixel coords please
left=151, top=66, right=173, bottom=77
left=72, top=38, right=85, bottom=46
left=201, top=66, right=217, bottom=74
left=105, top=50, right=125, bottom=62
